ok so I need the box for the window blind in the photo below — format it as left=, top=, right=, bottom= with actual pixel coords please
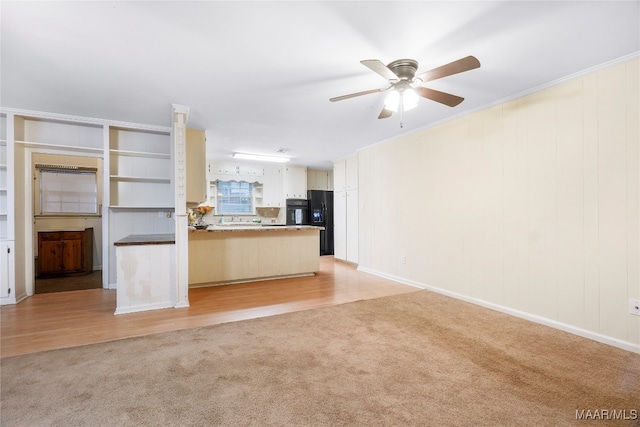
left=39, top=169, right=98, bottom=214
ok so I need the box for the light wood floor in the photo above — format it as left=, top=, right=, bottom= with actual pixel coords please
left=0, top=257, right=419, bottom=358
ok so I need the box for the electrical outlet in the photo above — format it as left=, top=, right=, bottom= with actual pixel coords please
left=400, top=255, right=406, bottom=264
left=630, top=299, right=640, bottom=316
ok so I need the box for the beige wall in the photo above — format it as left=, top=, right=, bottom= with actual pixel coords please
left=358, top=58, right=639, bottom=348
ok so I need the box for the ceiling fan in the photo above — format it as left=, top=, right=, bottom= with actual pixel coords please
left=330, top=55, right=481, bottom=123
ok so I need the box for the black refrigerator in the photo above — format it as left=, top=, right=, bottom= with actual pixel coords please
left=307, top=190, right=334, bottom=255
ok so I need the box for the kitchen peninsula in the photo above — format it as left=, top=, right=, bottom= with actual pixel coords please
left=188, top=225, right=322, bottom=286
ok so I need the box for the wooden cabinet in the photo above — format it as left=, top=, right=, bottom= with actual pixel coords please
left=38, top=228, right=93, bottom=277
left=186, top=129, right=206, bottom=204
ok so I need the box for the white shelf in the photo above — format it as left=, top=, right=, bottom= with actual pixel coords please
left=15, top=140, right=103, bottom=154
left=110, top=149, right=170, bottom=159
left=110, top=175, right=170, bottom=183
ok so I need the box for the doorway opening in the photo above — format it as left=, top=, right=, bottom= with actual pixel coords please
left=31, top=152, right=104, bottom=295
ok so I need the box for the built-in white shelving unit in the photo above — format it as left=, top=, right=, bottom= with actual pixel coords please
left=0, top=136, right=7, bottom=239
left=1, top=112, right=15, bottom=304
left=108, top=127, right=173, bottom=208
left=0, top=108, right=177, bottom=301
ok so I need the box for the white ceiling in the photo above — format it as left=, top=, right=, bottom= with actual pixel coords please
left=2, top=1, right=639, bottom=169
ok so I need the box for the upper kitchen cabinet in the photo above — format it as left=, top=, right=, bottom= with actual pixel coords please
left=307, top=169, right=333, bottom=191
left=284, top=166, right=307, bottom=199
left=333, top=154, right=358, bottom=191
left=185, top=129, right=206, bottom=204
left=262, top=166, right=283, bottom=207
left=208, top=162, right=264, bottom=177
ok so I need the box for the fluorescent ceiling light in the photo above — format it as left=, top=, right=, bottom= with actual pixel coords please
left=232, top=152, right=290, bottom=163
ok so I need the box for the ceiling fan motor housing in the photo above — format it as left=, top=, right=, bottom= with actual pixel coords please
left=387, top=59, right=419, bottom=80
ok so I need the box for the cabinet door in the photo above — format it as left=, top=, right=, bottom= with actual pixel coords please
left=345, top=189, right=359, bottom=263
left=62, top=238, right=83, bottom=272
left=284, top=166, right=307, bottom=199
left=0, top=241, right=15, bottom=299
left=262, top=167, right=283, bottom=207
left=333, top=160, right=346, bottom=192
left=333, top=191, right=347, bottom=260
left=186, top=129, right=206, bottom=204
left=307, top=170, right=328, bottom=191
left=345, top=155, right=358, bottom=189
left=327, top=170, right=334, bottom=191
left=39, top=240, right=63, bottom=274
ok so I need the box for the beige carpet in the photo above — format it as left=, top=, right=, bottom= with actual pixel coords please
left=1, top=290, right=639, bottom=426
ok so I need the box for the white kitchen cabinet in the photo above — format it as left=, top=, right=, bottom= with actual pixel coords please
left=186, top=129, right=206, bottom=204
left=334, top=189, right=358, bottom=263
left=334, top=159, right=346, bottom=191
left=262, top=166, right=283, bottom=207
left=333, top=154, right=357, bottom=192
left=0, top=240, right=15, bottom=304
left=284, top=166, right=307, bottom=199
left=334, top=155, right=358, bottom=263
left=238, top=164, right=264, bottom=177
left=307, top=169, right=331, bottom=191
left=208, top=162, right=263, bottom=177
left=345, top=155, right=358, bottom=189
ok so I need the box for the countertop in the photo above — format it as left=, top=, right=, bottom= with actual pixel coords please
left=114, top=233, right=176, bottom=246
left=189, top=225, right=324, bottom=233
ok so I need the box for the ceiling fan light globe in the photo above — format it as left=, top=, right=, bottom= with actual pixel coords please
left=384, top=90, right=401, bottom=112
left=403, top=88, right=419, bottom=110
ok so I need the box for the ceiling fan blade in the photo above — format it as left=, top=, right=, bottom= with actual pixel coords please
left=416, top=87, right=465, bottom=107
left=378, top=107, right=393, bottom=119
left=329, top=86, right=390, bottom=102
left=415, top=55, right=480, bottom=83
left=361, top=59, right=399, bottom=82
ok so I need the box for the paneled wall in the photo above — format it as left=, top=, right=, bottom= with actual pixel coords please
left=358, top=58, right=639, bottom=348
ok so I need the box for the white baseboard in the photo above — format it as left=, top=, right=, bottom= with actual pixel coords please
left=1, top=292, right=28, bottom=306
left=114, top=301, right=173, bottom=315
left=358, top=266, right=640, bottom=355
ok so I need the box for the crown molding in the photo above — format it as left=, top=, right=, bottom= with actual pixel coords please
left=0, top=107, right=172, bottom=133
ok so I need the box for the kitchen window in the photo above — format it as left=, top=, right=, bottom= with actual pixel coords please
left=216, top=180, right=253, bottom=214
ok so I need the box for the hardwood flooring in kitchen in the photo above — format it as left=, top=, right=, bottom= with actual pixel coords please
left=0, top=256, right=419, bottom=358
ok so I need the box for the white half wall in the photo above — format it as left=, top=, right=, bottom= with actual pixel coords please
left=358, top=58, right=639, bottom=350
